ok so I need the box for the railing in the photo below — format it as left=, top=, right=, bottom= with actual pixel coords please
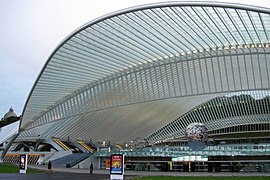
left=52, top=138, right=71, bottom=151
left=77, top=140, right=94, bottom=153
left=3, top=154, right=40, bottom=164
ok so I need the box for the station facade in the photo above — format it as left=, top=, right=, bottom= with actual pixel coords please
left=1, top=1, right=270, bottom=172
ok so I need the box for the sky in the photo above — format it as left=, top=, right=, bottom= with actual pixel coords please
left=1, top=0, right=270, bottom=118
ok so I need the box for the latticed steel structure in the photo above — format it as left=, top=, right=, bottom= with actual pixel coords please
left=18, top=2, right=270, bottom=146
left=149, top=91, right=270, bottom=142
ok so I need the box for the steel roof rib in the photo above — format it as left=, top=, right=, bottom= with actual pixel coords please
left=45, top=63, right=104, bottom=80
left=108, top=16, right=163, bottom=59
left=98, top=18, right=164, bottom=58
left=65, top=40, right=127, bottom=69
left=80, top=30, right=148, bottom=64
left=182, top=7, right=218, bottom=48
left=203, top=7, right=231, bottom=45
left=213, top=7, right=239, bottom=46
left=171, top=7, right=211, bottom=49
left=246, top=10, right=261, bottom=43
left=19, top=2, right=270, bottom=145
left=145, top=9, right=184, bottom=53
left=121, top=12, right=171, bottom=56
left=235, top=9, right=256, bottom=44
left=40, top=74, right=94, bottom=85
left=258, top=13, right=269, bottom=41
left=74, top=33, right=138, bottom=67
left=57, top=48, right=122, bottom=73
left=157, top=8, right=193, bottom=52
left=224, top=8, right=248, bottom=45
left=89, top=24, right=152, bottom=60
left=50, top=57, right=111, bottom=78
left=84, top=28, right=153, bottom=62
left=163, top=7, right=205, bottom=50
left=145, top=13, right=181, bottom=55
left=191, top=7, right=224, bottom=46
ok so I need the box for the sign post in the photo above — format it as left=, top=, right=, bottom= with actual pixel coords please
left=110, top=154, right=124, bottom=180
left=19, top=154, right=28, bottom=174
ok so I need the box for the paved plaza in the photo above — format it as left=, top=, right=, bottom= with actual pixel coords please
left=0, top=173, right=110, bottom=180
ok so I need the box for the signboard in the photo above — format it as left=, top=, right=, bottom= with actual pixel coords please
left=184, top=156, right=190, bottom=161
left=201, top=155, right=208, bottom=161
left=110, top=154, right=124, bottom=180
left=177, top=156, right=184, bottom=161
left=171, top=155, right=208, bottom=162
left=105, top=159, right=110, bottom=170
left=190, top=156, right=196, bottom=161
left=19, top=154, right=28, bottom=174
left=195, top=155, right=202, bottom=161
left=110, top=154, right=123, bottom=174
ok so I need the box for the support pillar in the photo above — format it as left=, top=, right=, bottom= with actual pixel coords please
left=0, top=133, right=19, bottom=162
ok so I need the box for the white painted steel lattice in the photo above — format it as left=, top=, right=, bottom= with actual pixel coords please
left=19, top=2, right=270, bottom=145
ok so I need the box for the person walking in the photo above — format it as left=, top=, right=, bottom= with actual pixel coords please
left=90, top=162, right=93, bottom=174
left=47, top=160, right=52, bottom=174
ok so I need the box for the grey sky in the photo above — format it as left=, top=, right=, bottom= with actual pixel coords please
left=1, top=0, right=270, bottom=118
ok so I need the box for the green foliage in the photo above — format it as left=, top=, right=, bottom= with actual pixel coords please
left=0, top=163, right=44, bottom=173
left=0, top=163, right=19, bottom=173
left=0, top=117, right=20, bottom=128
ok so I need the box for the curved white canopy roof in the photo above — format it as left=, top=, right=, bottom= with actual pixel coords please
left=19, top=1, right=270, bottom=144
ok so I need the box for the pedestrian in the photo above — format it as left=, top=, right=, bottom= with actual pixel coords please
left=47, top=160, right=52, bottom=174
left=90, top=161, right=93, bottom=174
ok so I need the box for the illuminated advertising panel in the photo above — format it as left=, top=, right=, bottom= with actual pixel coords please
left=106, top=159, right=110, bottom=170
left=19, top=154, right=28, bottom=174
left=19, top=154, right=26, bottom=170
left=110, top=154, right=123, bottom=174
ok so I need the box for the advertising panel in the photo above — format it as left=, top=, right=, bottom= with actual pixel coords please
left=106, top=159, right=110, bottom=170
left=19, top=154, right=28, bottom=174
left=110, top=154, right=123, bottom=174
left=19, top=154, right=26, bottom=170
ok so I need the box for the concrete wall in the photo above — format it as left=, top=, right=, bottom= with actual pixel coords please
left=72, top=156, right=100, bottom=170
